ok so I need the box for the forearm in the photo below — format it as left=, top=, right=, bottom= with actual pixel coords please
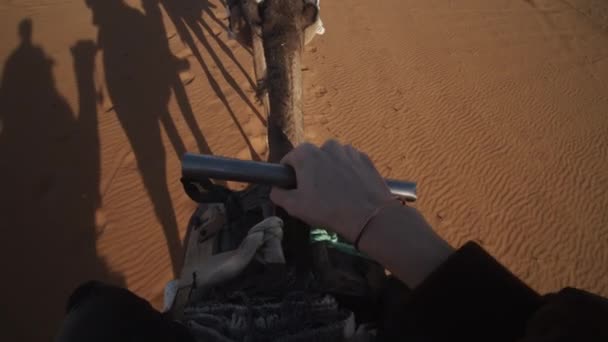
left=357, top=204, right=454, bottom=288
left=270, top=141, right=545, bottom=340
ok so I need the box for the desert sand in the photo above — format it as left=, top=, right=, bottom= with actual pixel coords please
left=1, top=0, right=607, bottom=340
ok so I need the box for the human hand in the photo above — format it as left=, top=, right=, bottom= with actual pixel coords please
left=270, top=140, right=395, bottom=242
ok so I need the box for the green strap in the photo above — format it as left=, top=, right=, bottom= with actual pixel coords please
left=309, top=228, right=371, bottom=259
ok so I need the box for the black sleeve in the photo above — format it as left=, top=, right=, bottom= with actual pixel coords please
left=57, top=281, right=194, bottom=342
left=380, top=242, right=543, bottom=341
left=523, top=287, right=608, bottom=341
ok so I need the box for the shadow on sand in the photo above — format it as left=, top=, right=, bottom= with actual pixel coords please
left=84, top=0, right=217, bottom=276
left=1, top=1, right=263, bottom=338
left=160, top=0, right=264, bottom=160
left=0, top=19, right=122, bottom=341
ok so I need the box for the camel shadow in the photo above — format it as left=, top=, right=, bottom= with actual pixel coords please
left=85, top=0, right=219, bottom=276
left=0, top=19, right=123, bottom=341
left=160, top=0, right=265, bottom=161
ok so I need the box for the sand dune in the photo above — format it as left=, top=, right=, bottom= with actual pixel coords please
left=1, top=0, right=607, bottom=340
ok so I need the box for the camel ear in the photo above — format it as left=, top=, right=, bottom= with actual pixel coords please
left=301, top=2, right=318, bottom=28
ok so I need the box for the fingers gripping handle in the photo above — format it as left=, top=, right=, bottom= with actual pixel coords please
left=181, top=153, right=417, bottom=202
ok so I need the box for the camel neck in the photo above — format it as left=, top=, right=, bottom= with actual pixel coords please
left=263, top=30, right=304, bottom=163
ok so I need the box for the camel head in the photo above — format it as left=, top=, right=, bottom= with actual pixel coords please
left=258, top=0, right=320, bottom=45
left=229, top=0, right=322, bottom=47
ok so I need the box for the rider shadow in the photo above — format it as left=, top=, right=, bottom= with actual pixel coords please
left=85, top=0, right=216, bottom=276
left=0, top=19, right=123, bottom=340
left=161, top=0, right=265, bottom=161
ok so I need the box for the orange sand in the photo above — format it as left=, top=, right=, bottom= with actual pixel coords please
left=1, top=0, right=608, bottom=340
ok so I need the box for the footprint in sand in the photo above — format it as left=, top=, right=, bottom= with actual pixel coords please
left=180, top=71, right=195, bottom=85
left=241, top=113, right=267, bottom=137
left=95, top=208, right=109, bottom=236
left=313, top=85, right=328, bottom=98
left=227, top=40, right=240, bottom=50
left=99, top=89, right=114, bottom=113
left=175, top=47, right=193, bottom=59
left=122, top=151, right=137, bottom=170
left=436, top=211, right=446, bottom=222
left=236, top=135, right=268, bottom=161
left=174, top=48, right=194, bottom=85
left=102, top=101, right=114, bottom=113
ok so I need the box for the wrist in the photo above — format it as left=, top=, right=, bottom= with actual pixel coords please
left=353, top=199, right=403, bottom=249
left=334, top=198, right=399, bottom=243
left=357, top=205, right=454, bottom=288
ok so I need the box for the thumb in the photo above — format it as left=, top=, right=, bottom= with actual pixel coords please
left=270, top=187, right=296, bottom=213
